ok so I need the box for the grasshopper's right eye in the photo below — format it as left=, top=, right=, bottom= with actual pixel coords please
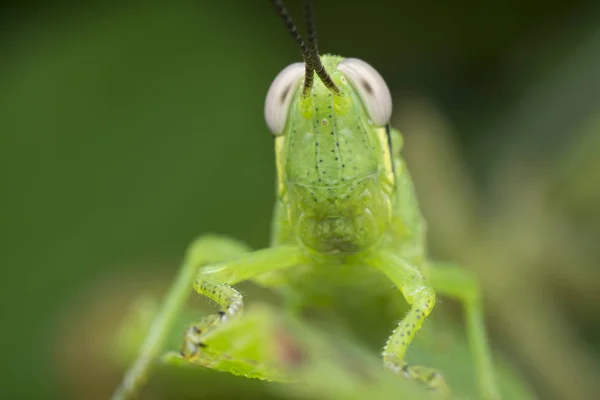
left=265, top=62, right=305, bottom=135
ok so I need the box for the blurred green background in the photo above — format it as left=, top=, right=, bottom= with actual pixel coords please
left=2, top=1, right=600, bottom=399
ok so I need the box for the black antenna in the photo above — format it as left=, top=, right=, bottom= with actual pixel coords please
left=272, top=0, right=314, bottom=96
left=303, top=0, right=341, bottom=94
left=304, top=0, right=319, bottom=62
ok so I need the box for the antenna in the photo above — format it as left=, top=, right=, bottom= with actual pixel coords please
left=272, top=0, right=341, bottom=96
left=272, top=0, right=314, bottom=96
left=303, top=0, right=341, bottom=94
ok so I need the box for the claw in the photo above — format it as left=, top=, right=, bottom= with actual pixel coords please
left=385, top=357, right=450, bottom=397
left=180, top=313, right=223, bottom=359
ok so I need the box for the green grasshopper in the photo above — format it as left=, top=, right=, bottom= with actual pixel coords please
left=112, top=1, right=500, bottom=399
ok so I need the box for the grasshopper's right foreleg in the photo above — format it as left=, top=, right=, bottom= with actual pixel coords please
left=112, top=234, right=253, bottom=400
left=180, top=244, right=304, bottom=361
left=113, top=236, right=303, bottom=400
left=181, top=281, right=245, bottom=357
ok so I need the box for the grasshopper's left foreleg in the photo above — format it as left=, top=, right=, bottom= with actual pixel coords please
left=368, top=250, right=449, bottom=396
left=430, top=262, right=500, bottom=400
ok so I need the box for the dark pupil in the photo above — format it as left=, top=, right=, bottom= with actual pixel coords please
left=361, top=79, right=373, bottom=95
left=280, top=84, right=292, bottom=103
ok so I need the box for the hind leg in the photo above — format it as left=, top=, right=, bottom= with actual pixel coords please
left=430, top=262, right=501, bottom=400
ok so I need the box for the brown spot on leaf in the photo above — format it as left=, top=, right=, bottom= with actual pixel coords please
left=275, top=329, right=306, bottom=368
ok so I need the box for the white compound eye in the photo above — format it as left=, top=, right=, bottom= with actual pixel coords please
left=264, top=62, right=304, bottom=135
left=337, top=58, right=392, bottom=125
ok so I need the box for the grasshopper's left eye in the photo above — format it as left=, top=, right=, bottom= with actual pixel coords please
left=338, top=58, right=392, bottom=125
left=265, top=62, right=305, bottom=135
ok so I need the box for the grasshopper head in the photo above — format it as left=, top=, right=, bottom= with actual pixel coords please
left=266, top=2, right=395, bottom=254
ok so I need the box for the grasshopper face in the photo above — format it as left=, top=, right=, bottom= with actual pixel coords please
left=266, top=55, right=395, bottom=254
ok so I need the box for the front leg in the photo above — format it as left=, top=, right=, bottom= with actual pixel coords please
left=182, top=244, right=303, bottom=359
left=368, top=250, right=449, bottom=396
left=181, top=281, right=244, bottom=357
left=111, top=235, right=252, bottom=400
left=111, top=235, right=302, bottom=400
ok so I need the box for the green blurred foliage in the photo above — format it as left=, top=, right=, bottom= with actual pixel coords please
left=1, top=1, right=600, bottom=399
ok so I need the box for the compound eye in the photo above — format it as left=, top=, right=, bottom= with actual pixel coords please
left=337, top=58, right=392, bottom=125
left=264, top=62, right=304, bottom=135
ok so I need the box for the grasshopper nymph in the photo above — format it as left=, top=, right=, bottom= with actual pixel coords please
left=112, top=1, right=500, bottom=399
